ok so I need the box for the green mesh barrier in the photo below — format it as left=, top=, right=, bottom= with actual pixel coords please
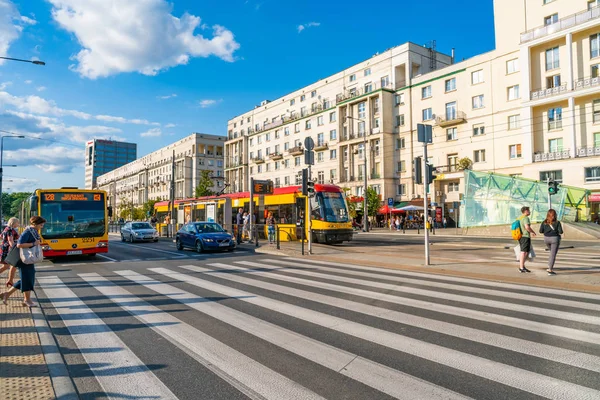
left=459, top=170, right=589, bottom=227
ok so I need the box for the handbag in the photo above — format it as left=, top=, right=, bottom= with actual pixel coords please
left=4, top=246, right=21, bottom=266
left=20, top=245, right=44, bottom=264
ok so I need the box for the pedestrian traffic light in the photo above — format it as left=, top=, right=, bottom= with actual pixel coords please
left=426, top=163, right=436, bottom=184
left=307, top=181, right=316, bottom=198
left=301, top=168, right=308, bottom=196
left=548, top=180, right=559, bottom=195
left=414, top=157, right=422, bottom=185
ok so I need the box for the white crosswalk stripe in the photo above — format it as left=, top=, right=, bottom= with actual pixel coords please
left=38, top=257, right=600, bottom=400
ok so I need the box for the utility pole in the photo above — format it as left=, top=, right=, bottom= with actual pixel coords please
left=169, top=149, right=175, bottom=237
left=249, top=177, right=254, bottom=241
left=417, top=124, right=432, bottom=266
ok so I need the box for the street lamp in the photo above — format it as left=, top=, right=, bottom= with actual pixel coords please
left=346, top=116, right=369, bottom=232
left=0, top=135, right=25, bottom=224
left=0, top=56, right=46, bottom=66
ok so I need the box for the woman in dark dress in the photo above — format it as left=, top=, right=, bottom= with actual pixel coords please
left=0, top=217, right=20, bottom=285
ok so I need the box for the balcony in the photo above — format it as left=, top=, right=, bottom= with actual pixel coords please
left=521, top=6, right=600, bottom=44
left=315, top=142, right=328, bottom=151
left=576, top=146, right=600, bottom=158
left=574, top=76, right=600, bottom=92
left=435, top=111, right=467, bottom=128
left=252, top=157, right=265, bottom=164
left=288, top=146, right=304, bottom=156
left=269, top=152, right=283, bottom=161
left=370, top=173, right=381, bottom=179
left=530, top=84, right=568, bottom=100
left=335, top=80, right=393, bottom=104
left=533, top=149, right=571, bottom=163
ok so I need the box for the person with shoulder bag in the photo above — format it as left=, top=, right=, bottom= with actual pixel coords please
left=0, top=217, right=21, bottom=286
left=539, top=209, right=563, bottom=276
left=2, top=216, right=46, bottom=307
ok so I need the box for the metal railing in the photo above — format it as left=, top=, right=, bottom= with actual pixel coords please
left=530, top=83, right=568, bottom=100
left=520, top=5, right=600, bottom=43
left=533, top=149, right=571, bottom=162
left=576, top=146, right=600, bottom=158
left=435, top=111, right=467, bottom=127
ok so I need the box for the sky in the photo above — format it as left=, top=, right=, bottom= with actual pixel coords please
left=0, top=0, right=496, bottom=193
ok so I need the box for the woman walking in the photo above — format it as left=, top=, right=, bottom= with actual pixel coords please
left=2, top=216, right=46, bottom=307
left=0, top=217, right=21, bottom=287
left=539, top=209, right=563, bottom=276
left=266, top=211, right=275, bottom=244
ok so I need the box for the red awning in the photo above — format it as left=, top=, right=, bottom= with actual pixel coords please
left=378, top=205, right=406, bottom=214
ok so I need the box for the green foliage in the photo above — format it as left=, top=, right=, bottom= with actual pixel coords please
left=143, top=197, right=161, bottom=217
left=366, top=187, right=381, bottom=218
left=342, top=188, right=357, bottom=219
left=1, top=192, right=31, bottom=220
left=195, top=170, right=215, bottom=198
left=458, top=157, right=473, bottom=170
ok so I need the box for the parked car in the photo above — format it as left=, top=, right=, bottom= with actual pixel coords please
left=176, top=222, right=235, bottom=253
left=121, top=222, right=159, bottom=242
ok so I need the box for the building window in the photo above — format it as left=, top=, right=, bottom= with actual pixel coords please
left=592, top=34, right=600, bottom=59
left=544, top=13, right=558, bottom=26
left=508, top=115, right=520, bottom=130
left=306, top=120, right=312, bottom=130
left=593, top=64, right=600, bottom=78
left=300, top=94, right=306, bottom=102
left=364, top=82, right=373, bottom=93
left=472, top=95, right=484, bottom=109
left=395, top=93, right=405, bottom=105
left=548, top=107, right=563, bottom=130
left=316, top=171, right=324, bottom=184
left=540, top=170, right=563, bottom=183
left=396, top=114, right=405, bottom=127
left=595, top=133, right=600, bottom=147
left=471, top=70, right=484, bottom=84
left=323, top=98, right=330, bottom=109
left=317, top=116, right=324, bottom=126
left=396, top=137, right=405, bottom=149
left=509, top=144, right=522, bottom=159
left=311, top=90, right=317, bottom=98
left=473, top=124, right=485, bottom=136
left=295, top=157, right=301, bottom=166
left=330, top=129, right=337, bottom=140
left=349, top=74, right=356, bottom=82
left=285, top=159, right=290, bottom=168
left=364, top=68, right=371, bottom=76
left=448, top=182, right=459, bottom=192
left=381, top=75, right=390, bottom=87
left=265, top=132, right=271, bottom=141
left=284, top=126, right=290, bottom=136
left=330, top=149, right=337, bottom=159
left=594, top=100, right=600, bottom=123
left=317, top=152, right=324, bottom=162
left=284, top=142, right=289, bottom=151
left=330, top=111, right=336, bottom=122
left=547, top=75, right=561, bottom=88
left=474, top=149, right=486, bottom=163
left=545, top=46, right=560, bottom=70
left=549, top=138, right=564, bottom=153
left=275, top=130, right=280, bottom=139
left=257, top=165, right=262, bottom=173
left=590, top=0, right=600, bottom=10
left=266, top=163, right=271, bottom=172
left=447, top=154, right=459, bottom=171
left=358, top=121, right=366, bottom=135
left=397, top=184, right=406, bottom=196
left=290, top=99, right=295, bottom=106
left=373, top=97, right=380, bottom=114
left=506, top=59, right=519, bottom=74
left=445, top=101, right=457, bottom=120
left=330, top=169, right=337, bottom=182
left=358, top=102, right=366, bottom=119
left=422, top=108, right=433, bottom=121
left=422, top=85, right=432, bottom=99
left=585, top=167, right=600, bottom=182
left=445, top=78, right=456, bottom=92
left=507, top=85, right=520, bottom=100
left=447, top=127, right=457, bottom=141
left=397, top=160, right=406, bottom=172
left=317, top=133, right=324, bottom=146
left=295, top=123, right=300, bottom=133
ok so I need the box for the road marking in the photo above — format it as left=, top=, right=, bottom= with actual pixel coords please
left=38, top=276, right=178, bottom=399
left=96, top=254, right=118, bottom=262
left=112, top=242, right=188, bottom=257
left=145, top=257, right=167, bottom=261
left=159, top=265, right=600, bottom=400
left=116, top=270, right=469, bottom=400
left=90, top=272, right=326, bottom=400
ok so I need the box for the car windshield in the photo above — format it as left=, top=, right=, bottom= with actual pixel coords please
left=312, top=191, right=349, bottom=223
left=194, top=223, right=225, bottom=233
left=132, top=223, right=153, bottom=230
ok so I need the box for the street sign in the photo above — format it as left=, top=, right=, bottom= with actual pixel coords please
left=304, top=150, right=314, bottom=165
left=387, top=198, right=393, bottom=206
left=417, top=124, right=433, bottom=144
left=252, top=179, right=273, bottom=195
left=304, top=137, right=315, bottom=151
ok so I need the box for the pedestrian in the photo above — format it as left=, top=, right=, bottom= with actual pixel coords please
left=0, top=217, right=20, bottom=288
left=2, top=216, right=46, bottom=307
left=242, top=212, right=249, bottom=241
left=236, top=208, right=244, bottom=244
left=517, top=206, right=536, bottom=273
left=443, top=217, right=447, bottom=229
left=539, top=209, right=563, bottom=276
left=266, top=211, right=276, bottom=244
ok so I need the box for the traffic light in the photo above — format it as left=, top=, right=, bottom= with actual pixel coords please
left=426, top=164, right=436, bottom=184
left=301, top=168, right=308, bottom=196
left=414, top=157, right=422, bottom=184
left=548, top=180, right=559, bottom=195
left=307, top=181, right=316, bottom=198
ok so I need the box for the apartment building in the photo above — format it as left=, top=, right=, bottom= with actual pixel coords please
left=96, top=133, right=225, bottom=213
left=225, top=0, right=600, bottom=221
left=85, top=139, right=136, bottom=189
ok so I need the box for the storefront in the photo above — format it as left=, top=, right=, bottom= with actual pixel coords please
left=589, top=193, right=600, bottom=223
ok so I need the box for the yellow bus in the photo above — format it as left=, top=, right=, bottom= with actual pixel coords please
left=19, top=188, right=112, bottom=257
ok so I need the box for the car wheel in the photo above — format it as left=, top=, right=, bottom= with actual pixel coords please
left=176, top=238, right=183, bottom=250
left=121, top=234, right=125, bottom=242
left=195, top=240, right=203, bottom=253
left=153, top=239, right=158, bottom=243
left=129, top=234, right=134, bottom=243
left=227, top=247, right=235, bottom=252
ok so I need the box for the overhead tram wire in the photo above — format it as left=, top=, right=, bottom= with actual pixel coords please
left=0, top=129, right=83, bottom=148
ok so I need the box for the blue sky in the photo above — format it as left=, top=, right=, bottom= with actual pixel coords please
left=0, top=0, right=495, bottom=192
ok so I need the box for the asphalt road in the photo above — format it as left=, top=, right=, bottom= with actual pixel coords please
left=32, top=236, right=600, bottom=399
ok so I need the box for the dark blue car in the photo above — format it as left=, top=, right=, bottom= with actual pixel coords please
left=176, top=222, right=236, bottom=253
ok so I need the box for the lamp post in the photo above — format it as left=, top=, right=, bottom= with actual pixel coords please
left=0, top=56, right=46, bottom=66
left=346, top=116, right=369, bottom=232
left=0, top=135, right=25, bottom=225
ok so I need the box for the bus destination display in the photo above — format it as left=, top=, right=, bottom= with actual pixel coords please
left=43, top=193, right=103, bottom=202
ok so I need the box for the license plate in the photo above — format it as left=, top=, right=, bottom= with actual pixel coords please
left=67, top=250, right=83, bottom=255
left=219, top=242, right=229, bottom=247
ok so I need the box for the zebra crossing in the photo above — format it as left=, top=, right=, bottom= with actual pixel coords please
left=37, top=256, right=600, bottom=400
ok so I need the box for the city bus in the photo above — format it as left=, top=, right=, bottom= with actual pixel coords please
left=154, top=184, right=353, bottom=244
left=19, top=188, right=112, bottom=257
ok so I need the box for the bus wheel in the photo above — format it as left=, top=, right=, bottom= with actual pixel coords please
left=195, top=240, right=204, bottom=253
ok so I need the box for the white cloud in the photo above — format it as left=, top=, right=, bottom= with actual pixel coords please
left=20, top=15, right=36, bottom=25
left=297, top=22, right=320, bottom=33
left=0, top=81, right=12, bottom=90
left=140, top=127, right=162, bottom=137
left=4, top=145, right=84, bottom=173
left=48, top=0, right=241, bottom=79
left=157, top=93, right=177, bottom=100
left=164, top=123, right=176, bottom=128
left=24, top=80, right=32, bottom=84
left=199, top=99, right=221, bottom=108
left=36, top=86, right=46, bottom=92
left=0, top=1, right=21, bottom=64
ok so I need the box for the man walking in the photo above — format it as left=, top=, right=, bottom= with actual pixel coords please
left=236, top=208, right=244, bottom=244
left=519, top=206, right=536, bottom=273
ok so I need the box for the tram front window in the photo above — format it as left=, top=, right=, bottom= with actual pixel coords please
left=312, top=192, right=349, bottom=223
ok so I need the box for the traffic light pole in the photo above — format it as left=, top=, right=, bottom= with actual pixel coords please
left=308, top=165, right=312, bottom=255
left=423, top=142, right=430, bottom=266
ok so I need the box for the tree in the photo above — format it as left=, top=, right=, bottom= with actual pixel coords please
left=342, top=188, right=357, bottom=219
left=2, top=192, right=30, bottom=220
left=195, top=170, right=215, bottom=198
left=143, top=198, right=161, bottom=217
left=366, top=187, right=381, bottom=219
left=458, top=157, right=473, bottom=170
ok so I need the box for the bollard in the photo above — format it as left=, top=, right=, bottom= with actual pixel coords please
left=255, top=225, right=259, bottom=247
left=276, top=227, right=280, bottom=250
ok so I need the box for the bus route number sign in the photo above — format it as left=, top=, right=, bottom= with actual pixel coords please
left=253, top=180, right=273, bottom=195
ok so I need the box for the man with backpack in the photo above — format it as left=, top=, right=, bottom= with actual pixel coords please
left=512, top=206, right=537, bottom=273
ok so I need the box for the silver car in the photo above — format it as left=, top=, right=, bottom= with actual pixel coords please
left=121, top=222, right=159, bottom=242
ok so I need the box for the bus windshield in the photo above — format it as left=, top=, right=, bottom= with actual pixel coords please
left=314, top=192, right=349, bottom=223
left=40, top=193, right=106, bottom=239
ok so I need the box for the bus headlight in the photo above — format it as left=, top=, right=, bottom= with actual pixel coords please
left=42, top=245, right=52, bottom=251
left=96, top=241, right=108, bottom=248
